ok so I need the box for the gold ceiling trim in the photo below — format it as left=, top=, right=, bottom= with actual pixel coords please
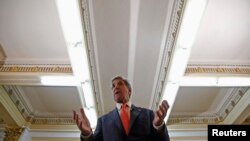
left=0, top=118, right=5, bottom=124
left=186, top=65, right=250, bottom=74
left=243, top=117, right=250, bottom=124
left=4, top=126, right=23, bottom=141
left=0, top=64, right=72, bottom=73
left=168, top=88, right=249, bottom=124
left=30, top=118, right=74, bottom=125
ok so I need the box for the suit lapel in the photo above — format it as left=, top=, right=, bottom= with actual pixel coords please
left=128, top=105, right=141, bottom=134
left=111, top=108, right=124, bottom=133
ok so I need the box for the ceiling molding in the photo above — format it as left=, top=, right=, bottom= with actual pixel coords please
left=168, top=87, right=249, bottom=124
left=243, top=117, right=250, bottom=124
left=0, top=86, right=26, bottom=126
left=0, top=64, right=72, bottom=73
left=0, top=64, right=73, bottom=85
left=222, top=88, right=250, bottom=124
left=1, top=86, right=74, bottom=126
left=186, top=64, right=250, bottom=74
left=80, top=0, right=103, bottom=115
left=151, top=0, right=185, bottom=109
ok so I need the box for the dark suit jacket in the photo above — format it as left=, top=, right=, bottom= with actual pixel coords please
left=81, top=105, right=170, bottom=141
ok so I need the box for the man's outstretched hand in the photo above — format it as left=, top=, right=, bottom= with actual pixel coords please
left=153, top=100, right=169, bottom=126
left=73, top=108, right=92, bottom=136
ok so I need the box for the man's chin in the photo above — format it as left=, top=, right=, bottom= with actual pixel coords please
left=114, top=96, right=122, bottom=103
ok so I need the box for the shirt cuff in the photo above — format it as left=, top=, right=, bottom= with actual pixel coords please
left=81, top=132, right=92, bottom=139
left=153, top=122, right=165, bottom=131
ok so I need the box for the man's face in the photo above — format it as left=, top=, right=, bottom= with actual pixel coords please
left=112, top=78, right=131, bottom=103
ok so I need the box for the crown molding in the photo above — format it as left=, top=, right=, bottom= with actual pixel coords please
left=1, top=86, right=74, bottom=126
left=186, top=64, right=250, bottom=74
left=151, top=0, right=186, bottom=109
left=80, top=0, right=103, bottom=116
left=0, top=86, right=26, bottom=126
left=168, top=87, right=249, bottom=124
left=0, top=64, right=72, bottom=73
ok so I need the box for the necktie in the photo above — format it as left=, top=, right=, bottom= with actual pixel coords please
left=120, top=104, right=129, bottom=134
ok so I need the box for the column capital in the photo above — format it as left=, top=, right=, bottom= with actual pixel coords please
left=4, top=126, right=23, bottom=141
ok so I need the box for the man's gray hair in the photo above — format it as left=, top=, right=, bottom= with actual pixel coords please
left=112, top=76, right=132, bottom=91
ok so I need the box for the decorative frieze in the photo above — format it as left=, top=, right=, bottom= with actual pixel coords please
left=186, top=65, right=250, bottom=74
left=169, top=88, right=249, bottom=124
left=168, top=117, right=218, bottom=124
left=0, top=64, right=72, bottom=73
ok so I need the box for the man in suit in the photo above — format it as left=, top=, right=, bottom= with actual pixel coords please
left=73, top=76, right=170, bottom=141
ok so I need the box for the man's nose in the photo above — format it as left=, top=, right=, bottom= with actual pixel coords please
left=114, top=84, right=118, bottom=88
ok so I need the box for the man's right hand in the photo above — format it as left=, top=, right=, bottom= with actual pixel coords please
left=73, top=108, right=92, bottom=136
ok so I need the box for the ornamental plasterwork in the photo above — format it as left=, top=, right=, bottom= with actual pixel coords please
left=80, top=0, right=104, bottom=115
left=168, top=88, right=249, bottom=124
left=2, top=86, right=75, bottom=125
left=243, top=117, right=250, bottom=124
left=4, top=126, right=23, bottom=141
left=0, top=118, right=5, bottom=124
left=0, top=64, right=72, bottom=73
left=152, top=0, right=185, bottom=110
left=186, top=64, right=250, bottom=74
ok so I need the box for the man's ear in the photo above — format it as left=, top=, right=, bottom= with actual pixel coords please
left=128, top=90, right=132, bottom=97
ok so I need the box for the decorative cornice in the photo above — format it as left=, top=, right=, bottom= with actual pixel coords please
left=217, top=88, right=249, bottom=122
left=81, top=0, right=102, bottom=115
left=0, top=118, right=5, bottom=124
left=0, top=86, right=26, bottom=126
left=0, top=64, right=72, bottom=73
left=2, top=86, right=75, bottom=125
left=186, top=64, right=250, bottom=74
left=30, top=118, right=75, bottom=125
left=168, top=117, right=218, bottom=124
left=243, top=117, right=250, bottom=124
left=152, top=0, right=186, bottom=109
left=168, top=88, right=249, bottom=124
left=3, top=86, right=33, bottom=119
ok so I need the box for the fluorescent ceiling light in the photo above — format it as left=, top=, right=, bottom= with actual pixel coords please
left=180, top=76, right=218, bottom=86
left=160, top=0, right=207, bottom=122
left=81, top=81, right=95, bottom=108
left=180, top=76, right=250, bottom=87
left=68, top=44, right=91, bottom=82
left=218, top=77, right=250, bottom=87
left=56, top=1, right=97, bottom=120
left=56, top=0, right=90, bottom=82
left=178, top=0, right=207, bottom=48
left=56, top=0, right=83, bottom=43
left=167, top=48, right=191, bottom=82
left=84, top=107, right=97, bottom=129
left=162, top=82, right=179, bottom=122
left=167, top=0, right=207, bottom=82
left=41, top=76, right=78, bottom=86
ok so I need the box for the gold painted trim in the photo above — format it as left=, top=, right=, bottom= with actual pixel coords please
left=186, top=66, right=250, bottom=74
left=4, top=126, right=23, bottom=141
left=0, top=64, right=72, bottom=73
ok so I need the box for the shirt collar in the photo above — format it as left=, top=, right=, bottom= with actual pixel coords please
left=116, top=100, right=132, bottom=110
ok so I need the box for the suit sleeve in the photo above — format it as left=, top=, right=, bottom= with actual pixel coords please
left=81, top=118, right=103, bottom=141
left=149, top=110, right=170, bottom=141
